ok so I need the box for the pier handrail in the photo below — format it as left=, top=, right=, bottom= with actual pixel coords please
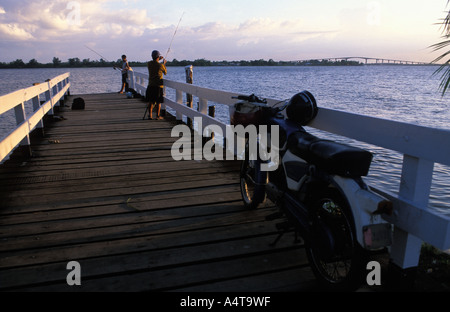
left=129, top=70, right=450, bottom=268
left=0, top=72, right=70, bottom=162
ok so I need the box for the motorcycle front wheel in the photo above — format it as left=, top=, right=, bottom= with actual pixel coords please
left=240, top=157, right=267, bottom=209
left=305, top=188, right=366, bottom=291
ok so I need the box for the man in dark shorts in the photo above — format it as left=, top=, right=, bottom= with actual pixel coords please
left=117, top=55, right=131, bottom=94
left=146, top=50, right=167, bottom=120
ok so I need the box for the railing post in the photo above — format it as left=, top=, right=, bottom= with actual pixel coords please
left=66, top=76, right=71, bottom=96
left=388, top=154, right=434, bottom=289
left=57, top=80, right=65, bottom=107
left=161, top=85, right=166, bottom=116
left=198, top=98, right=208, bottom=115
left=45, top=79, right=54, bottom=116
left=32, top=95, right=44, bottom=136
left=52, top=81, right=60, bottom=111
left=13, top=102, right=32, bottom=157
left=62, top=79, right=68, bottom=99
left=198, top=98, right=208, bottom=139
left=57, top=81, right=61, bottom=103
left=207, top=105, right=215, bottom=142
left=185, top=65, right=193, bottom=128
left=128, top=71, right=135, bottom=91
left=137, top=75, right=144, bottom=95
left=31, top=83, right=44, bottom=137
left=175, top=89, right=183, bottom=122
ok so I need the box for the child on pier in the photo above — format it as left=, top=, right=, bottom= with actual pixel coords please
left=146, top=50, right=167, bottom=120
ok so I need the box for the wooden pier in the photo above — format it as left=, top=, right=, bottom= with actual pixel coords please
left=0, top=93, right=317, bottom=292
left=1, top=71, right=449, bottom=293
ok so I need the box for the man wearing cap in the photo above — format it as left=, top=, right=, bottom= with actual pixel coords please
left=146, top=50, right=167, bottom=120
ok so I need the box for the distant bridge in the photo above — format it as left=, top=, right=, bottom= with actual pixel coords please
left=297, top=56, right=432, bottom=65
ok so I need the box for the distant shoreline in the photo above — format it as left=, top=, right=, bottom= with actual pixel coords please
left=1, top=58, right=436, bottom=69
left=0, top=62, right=437, bottom=69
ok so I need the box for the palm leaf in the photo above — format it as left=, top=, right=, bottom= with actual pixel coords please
left=431, top=3, right=450, bottom=95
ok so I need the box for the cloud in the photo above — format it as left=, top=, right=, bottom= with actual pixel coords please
left=1, top=0, right=439, bottom=63
left=0, top=0, right=154, bottom=42
left=0, top=23, right=34, bottom=40
left=0, top=1, right=376, bottom=62
left=147, top=18, right=337, bottom=60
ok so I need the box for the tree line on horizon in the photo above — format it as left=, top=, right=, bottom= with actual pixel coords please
left=0, top=57, right=363, bottom=69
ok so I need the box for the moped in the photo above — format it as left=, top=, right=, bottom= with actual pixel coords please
left=231, top=92, right=393, bottom=291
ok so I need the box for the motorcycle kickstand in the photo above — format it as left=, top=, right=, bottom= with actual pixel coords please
left=269, top=221, right=291, bottom=247
left=269, top=232, right=284, bottom=247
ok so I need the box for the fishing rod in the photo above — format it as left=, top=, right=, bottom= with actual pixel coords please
left=165, top=12, right=185, bottom=60
left=84, top=45, right=118, bottom=70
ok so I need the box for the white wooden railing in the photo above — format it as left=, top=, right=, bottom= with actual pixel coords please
left=0, top=73, right=70, bottom=162
left=128, top=70, right=450, bottom=270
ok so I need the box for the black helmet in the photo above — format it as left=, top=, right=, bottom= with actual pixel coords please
left=286, top=91, right=318, bottom=125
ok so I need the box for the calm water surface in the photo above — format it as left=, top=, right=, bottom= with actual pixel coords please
left=0, top=66, right=449, bottom=215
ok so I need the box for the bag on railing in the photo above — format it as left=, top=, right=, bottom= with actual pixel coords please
left=72, top=97, right=85, bottom=110
left=230, top=101, right=265, bottom=127
left=229, top=94, right=267, bottom=126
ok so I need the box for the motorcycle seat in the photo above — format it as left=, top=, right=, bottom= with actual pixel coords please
left=288, top=131, right=373, bottom=177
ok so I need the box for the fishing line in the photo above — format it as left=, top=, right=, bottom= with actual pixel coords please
left=84, top=45, right=119, bottom=70
left=165, top=11, right=185, bottom=60
left=84, top=45, right=111, bottom=62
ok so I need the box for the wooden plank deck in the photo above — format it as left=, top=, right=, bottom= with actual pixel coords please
left=0, top=93, right=317, bottom=292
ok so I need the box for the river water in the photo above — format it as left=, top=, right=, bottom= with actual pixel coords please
left=0, top=66, right=449, bottom=216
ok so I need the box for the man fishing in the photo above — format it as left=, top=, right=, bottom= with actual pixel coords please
left=142, top=13, right=183, bottom=120
left=146, top=50, right=167, bottom=120
left=117, top=54, right=132, bottom=94
left=84, top=46, right=134, bottom=95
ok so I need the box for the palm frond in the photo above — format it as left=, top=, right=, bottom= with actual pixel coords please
left=438, top=65, right=450, bottom=96
left=431, top=3, right=450, bottom=95
left=431, top=43, right=450, bottom=64
left=430, top=39, right=450, bottom=52
left=444, top=1, right=450, bottom=35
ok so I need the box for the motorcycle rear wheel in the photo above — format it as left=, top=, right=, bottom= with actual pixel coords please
left=240, top=157, right=267, bottom=209
left=305, top=188, right=366, bottom=291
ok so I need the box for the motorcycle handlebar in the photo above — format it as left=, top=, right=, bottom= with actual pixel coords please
left=232, top=94, right=267, bottom=104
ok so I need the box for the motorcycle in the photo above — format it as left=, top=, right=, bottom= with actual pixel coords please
left=231, top=91, right=393, bottom=291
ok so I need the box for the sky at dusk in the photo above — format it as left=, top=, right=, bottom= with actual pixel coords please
left=0, top=0, right=449, bottom=63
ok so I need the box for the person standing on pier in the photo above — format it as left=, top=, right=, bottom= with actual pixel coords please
left=146, top=50, right=167, bottom=120
left=117, top=54, right=132, bottom=94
